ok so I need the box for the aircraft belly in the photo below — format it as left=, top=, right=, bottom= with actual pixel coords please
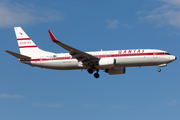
left=115, top=56, right=169, bottom=67
left=31, top=60, right=84, bottom=70
left=27, top=56, right=171, bottom=70
left=45, top=60, right=80, bottom=69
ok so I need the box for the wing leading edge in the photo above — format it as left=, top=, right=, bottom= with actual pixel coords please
left=48, top=30, right=99, bottom=66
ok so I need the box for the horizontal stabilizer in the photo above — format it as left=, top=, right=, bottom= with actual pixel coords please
left=5, top=50, right=31, bottom=59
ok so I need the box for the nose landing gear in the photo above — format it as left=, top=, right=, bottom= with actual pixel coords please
left=157, top=64, right=167, bottom=72
left=157, top=67, right=161, bottom=72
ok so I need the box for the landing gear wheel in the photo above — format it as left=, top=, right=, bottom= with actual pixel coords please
left=94, top=73, right=100, bottom=78
left=87, top=68, right=93, bottom=74
left=158, top=68, right=161, bottom=72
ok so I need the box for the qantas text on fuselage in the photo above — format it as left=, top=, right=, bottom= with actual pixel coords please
left=5, top=27, right=177, bottom=78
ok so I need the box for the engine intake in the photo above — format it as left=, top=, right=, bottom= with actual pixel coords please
left=99, top=58, right=116, bottom=67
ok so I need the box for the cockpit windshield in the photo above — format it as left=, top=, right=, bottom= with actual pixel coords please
left=162, top=52, right=171, bottom=55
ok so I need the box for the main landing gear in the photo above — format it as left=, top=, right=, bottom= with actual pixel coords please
left=94, top=71, right=100, bottom=78
left=87, top=68, right=94, bottom=74
left=87, top=68, right=100, bottom=78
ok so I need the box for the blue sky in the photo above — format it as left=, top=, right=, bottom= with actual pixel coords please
left=0, top=0, right=180, bottom=120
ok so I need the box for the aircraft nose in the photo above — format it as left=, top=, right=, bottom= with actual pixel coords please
left=170, top=56, right=177, bottom=61
left=171, top=56, right=177, bottom=61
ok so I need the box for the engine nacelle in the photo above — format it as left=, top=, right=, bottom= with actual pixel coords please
left=99, top=58, right=116, bottom=67
left=105, top=67, right=126, bottom=75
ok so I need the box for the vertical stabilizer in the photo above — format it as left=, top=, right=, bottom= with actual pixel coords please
left=14, top=27, right=54, bottom=57
left=14, top=27, right=40, bottom=57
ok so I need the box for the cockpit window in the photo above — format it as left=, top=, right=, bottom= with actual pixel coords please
left=162, top=52, right=171, bottom=55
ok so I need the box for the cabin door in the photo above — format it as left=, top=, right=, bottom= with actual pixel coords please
left=40, top=56, right=44, bottom=64
left=153, top=51, right=157, bottom=58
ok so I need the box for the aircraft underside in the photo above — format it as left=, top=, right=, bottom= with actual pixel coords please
left=21, top=56, right=174, bottom=78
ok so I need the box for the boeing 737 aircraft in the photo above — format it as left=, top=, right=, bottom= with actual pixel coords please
left=5, top=27, right=177, bottom=78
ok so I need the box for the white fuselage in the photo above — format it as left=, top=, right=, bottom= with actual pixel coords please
left=20, top=49, right=176, bottom=70
left=6, top=27, right=177, bottom=78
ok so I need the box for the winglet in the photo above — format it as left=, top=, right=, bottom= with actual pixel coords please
left=48, top=30, right=58, bottom=42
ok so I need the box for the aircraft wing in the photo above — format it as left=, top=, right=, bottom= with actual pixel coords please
left=48, top=30, right=99, bottom=65
left=5, top=50, right=31, bottom=59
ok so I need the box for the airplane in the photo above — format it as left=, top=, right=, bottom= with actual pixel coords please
left=5, top=27, right=177, bottom=78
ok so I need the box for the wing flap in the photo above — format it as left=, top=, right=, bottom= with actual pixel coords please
left=5, top=50, right=31, bottom=59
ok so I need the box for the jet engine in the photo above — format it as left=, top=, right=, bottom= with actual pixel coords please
left=105, top=67, right=126, bottom=75
left=98, top=58, right=116, bottom=67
